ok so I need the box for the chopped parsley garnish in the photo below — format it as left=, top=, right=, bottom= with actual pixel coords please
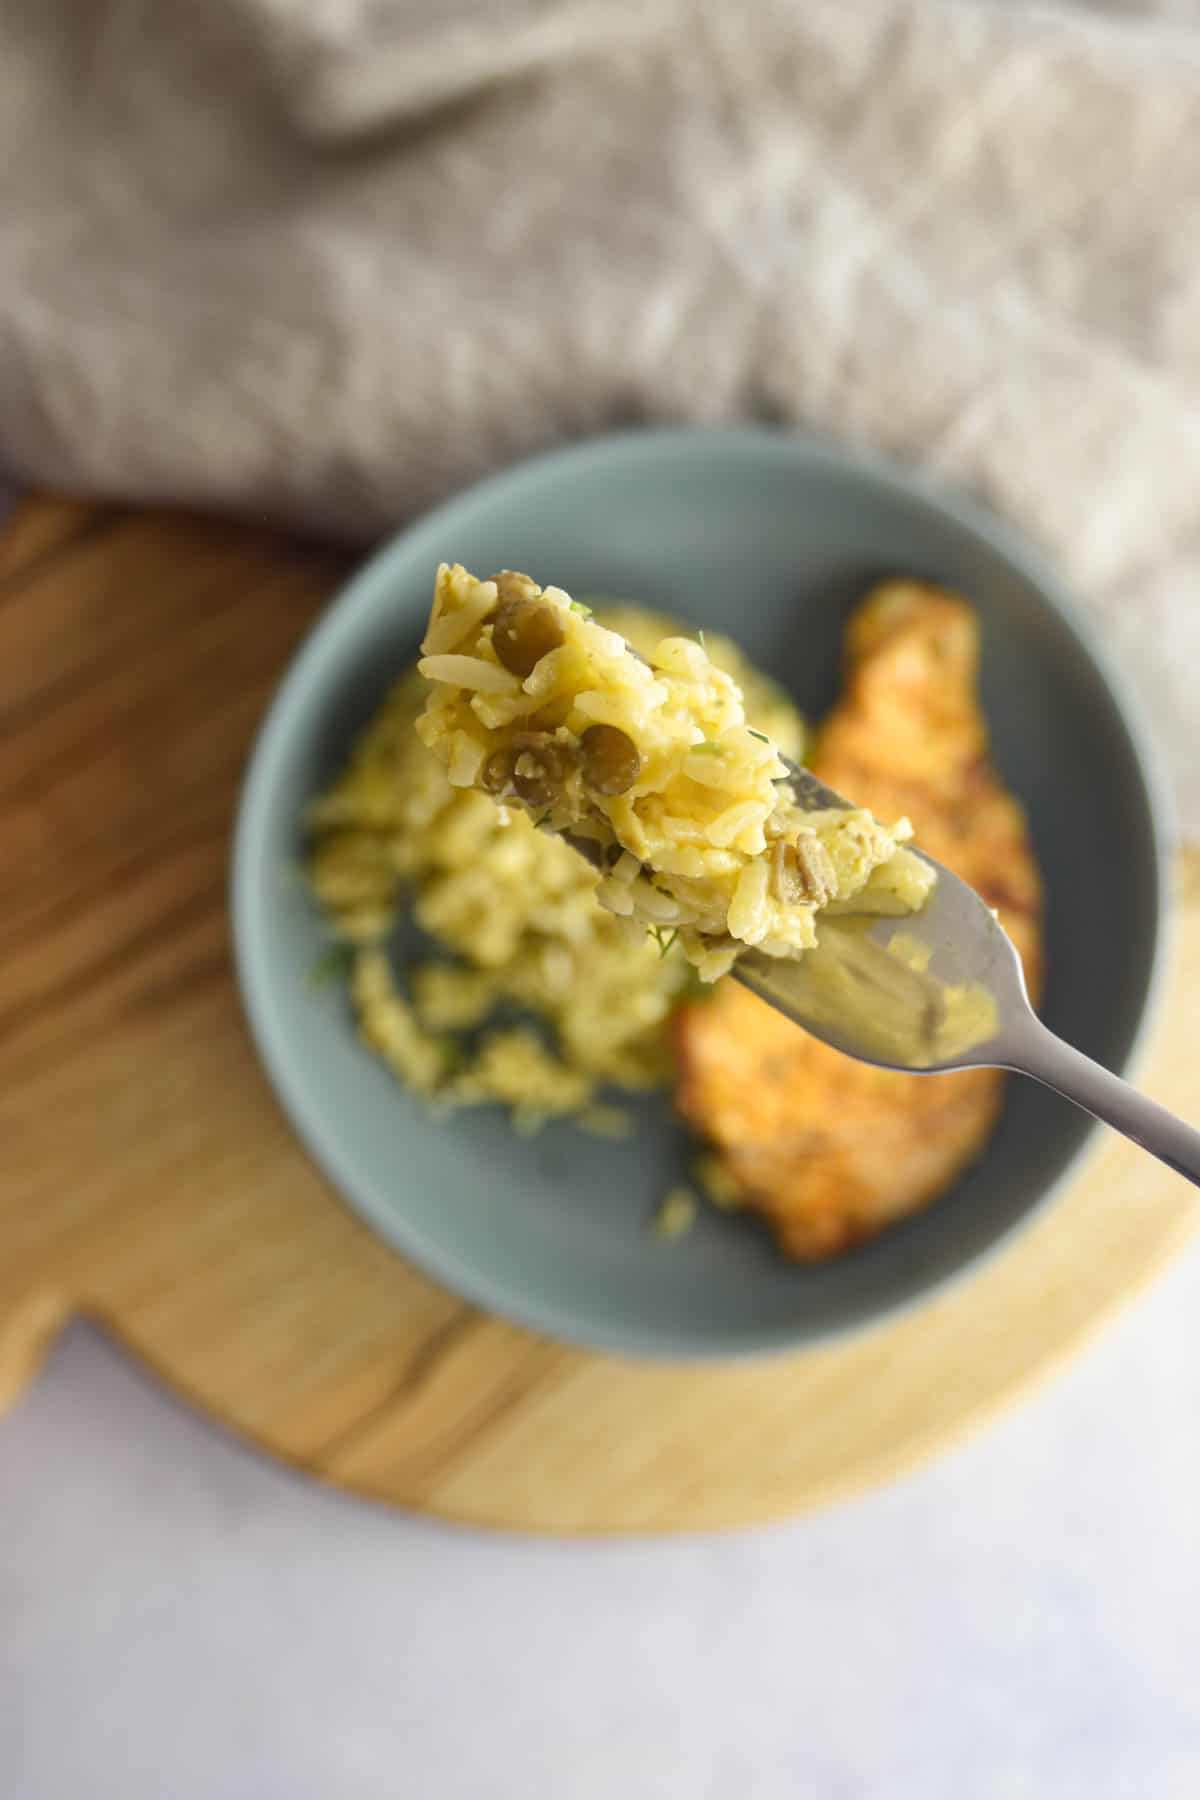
left=569, top=600, right=593, bottom=617
left=746, top=728, right=770, bottom=743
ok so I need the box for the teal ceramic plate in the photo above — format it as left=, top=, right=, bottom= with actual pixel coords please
left=232, top=428, right=1165, bottom=1358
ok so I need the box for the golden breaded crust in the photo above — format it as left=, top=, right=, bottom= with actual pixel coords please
left=815, top=581, right=1043, bottom=997
left=675, top=580, right=1044, bottom=1260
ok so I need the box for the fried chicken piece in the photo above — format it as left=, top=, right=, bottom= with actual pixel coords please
left=675, top=580, right=1044, bottom=1261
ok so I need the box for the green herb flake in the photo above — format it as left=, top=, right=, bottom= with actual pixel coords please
left=569, top=600, right=593, bottom=618
left=308, top=943, right=356, bottom=990
left=746, top=728, right=771, bottom=744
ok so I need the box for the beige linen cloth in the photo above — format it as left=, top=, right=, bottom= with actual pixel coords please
left=0, top=0, right=1197, bottom=830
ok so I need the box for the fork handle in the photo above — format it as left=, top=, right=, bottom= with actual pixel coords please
left=1011, top=1019, right=1200, bottom=1189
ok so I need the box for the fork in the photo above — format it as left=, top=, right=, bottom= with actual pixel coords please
left=733, top=760, right=1200, bottom=1188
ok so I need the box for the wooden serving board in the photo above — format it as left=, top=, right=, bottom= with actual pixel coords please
left=4, top=496, right=1197, bottom=1533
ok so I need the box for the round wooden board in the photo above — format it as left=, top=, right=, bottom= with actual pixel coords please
left=5, top=497, right=1197, bottom=1533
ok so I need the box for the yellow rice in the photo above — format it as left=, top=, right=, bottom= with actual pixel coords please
left=307, top=601, right=806, bottom=1127
left=418, top=565, right=934, bottom=981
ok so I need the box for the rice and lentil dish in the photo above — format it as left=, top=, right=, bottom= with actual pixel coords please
left=307, top=598, right=804, bottom=1132
left=416, top=566, right=934, bottom=982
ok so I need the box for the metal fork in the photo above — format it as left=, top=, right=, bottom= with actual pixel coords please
left=734, top=761, right=1200, bottom=1188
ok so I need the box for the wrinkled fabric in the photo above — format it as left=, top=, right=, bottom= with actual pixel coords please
left=0, top=0, right=1196, bottom=827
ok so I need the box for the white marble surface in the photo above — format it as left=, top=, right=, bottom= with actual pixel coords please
left=3, top=1253, right=1200, bottom=1800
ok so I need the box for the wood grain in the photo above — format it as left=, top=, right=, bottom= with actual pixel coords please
left=3, top=496, right=1197, bottom=1533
